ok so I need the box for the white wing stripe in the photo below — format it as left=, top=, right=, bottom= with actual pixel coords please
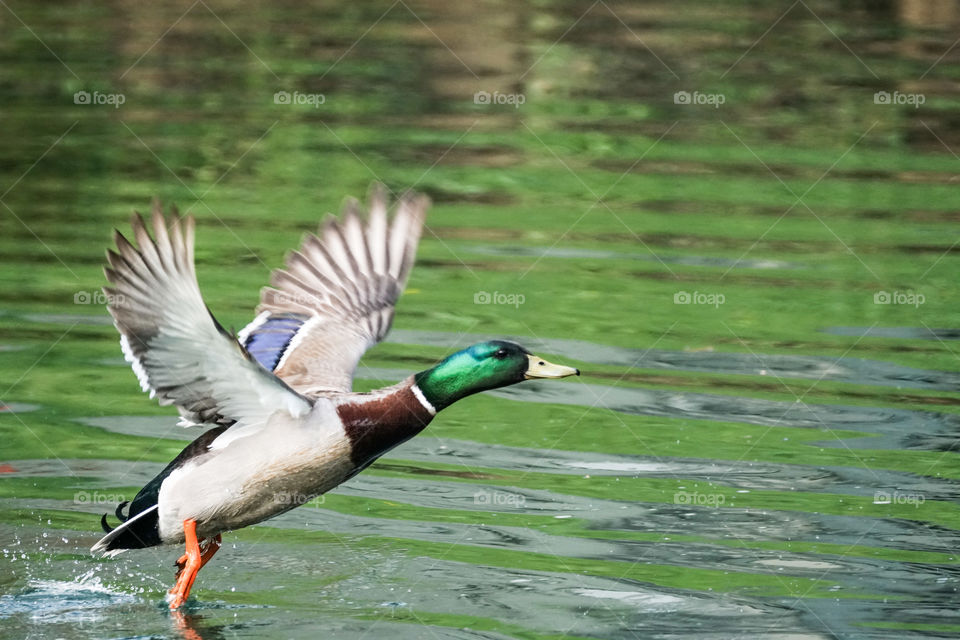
left=120, top=333, right=153, bottom=396
left=274, top=316, right=322, bottom=372
left=237, top=310, right=271, bottom=345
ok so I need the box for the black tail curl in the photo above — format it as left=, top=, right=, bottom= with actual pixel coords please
left=99, top=501, right=130, bottom=534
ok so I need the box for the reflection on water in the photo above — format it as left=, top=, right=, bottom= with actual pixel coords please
left=2, top=0, right=960, bottom=638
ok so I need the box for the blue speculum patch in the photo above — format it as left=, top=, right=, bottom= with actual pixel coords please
left=243, top=314, right=310, bottom=370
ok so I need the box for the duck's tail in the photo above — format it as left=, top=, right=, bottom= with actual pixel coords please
left=99, top=500, right=131, bottom=534
left=91, top=503, right=161, bottom=556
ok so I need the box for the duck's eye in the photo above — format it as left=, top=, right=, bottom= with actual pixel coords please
left=493, top=348, right=509, bottom=359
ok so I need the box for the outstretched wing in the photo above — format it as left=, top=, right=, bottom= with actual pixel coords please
left=104, top=201, right=313, bottom=427
left=238, top=184, right=429, bottom=396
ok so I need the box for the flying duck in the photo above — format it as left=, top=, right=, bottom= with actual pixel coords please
left=91, top=184, right=579, bottom=609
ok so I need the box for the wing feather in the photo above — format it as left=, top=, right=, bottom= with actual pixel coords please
left=105, top=200, right=313, bottom=427
left=242, top=183, right=429, bottom=395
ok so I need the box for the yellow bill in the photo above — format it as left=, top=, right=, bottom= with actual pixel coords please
left=524, top=354, right=580, bottom=379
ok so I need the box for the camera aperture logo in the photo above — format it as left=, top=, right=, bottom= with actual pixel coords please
left=873, top=290, right=924, bottom=308
left=673, top=90, right=725, bottom=108
left=74, top=90, right=125, bottom=109
left=674, top=290, right=725, bottom=308
left=474, top=290, right=525, bottom=308
left=474, top=90, right=525, bottom=108
left=874, top=91, right=924, bottom=108
left=274, top=90, right=326, bottom=108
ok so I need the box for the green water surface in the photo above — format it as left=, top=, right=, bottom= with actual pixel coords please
left=1, top=1, right=959, bottom=638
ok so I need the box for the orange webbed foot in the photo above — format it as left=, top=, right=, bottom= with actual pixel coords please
left=173, top=534, right=220, bottom=581
left=167, top=520, right=221, bottom=609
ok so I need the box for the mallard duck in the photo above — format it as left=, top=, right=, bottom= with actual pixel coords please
left=91, top=184, right=579, bottom=609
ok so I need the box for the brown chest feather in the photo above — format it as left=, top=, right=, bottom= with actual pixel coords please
left=336, top=385, right=434, bottom=468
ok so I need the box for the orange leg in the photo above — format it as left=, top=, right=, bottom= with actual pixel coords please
left=174, top=534, right=221, bottom=580
left=167, top=519, right=221, bottom=609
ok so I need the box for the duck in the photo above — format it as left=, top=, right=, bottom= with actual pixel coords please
left=91, top=183, right=580, bottom=609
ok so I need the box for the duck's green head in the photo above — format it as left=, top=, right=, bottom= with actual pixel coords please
left=413, top=340, right=579, bottom=411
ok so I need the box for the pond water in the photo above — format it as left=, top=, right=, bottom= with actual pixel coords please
left=2, top=1, right=959, bottom=638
